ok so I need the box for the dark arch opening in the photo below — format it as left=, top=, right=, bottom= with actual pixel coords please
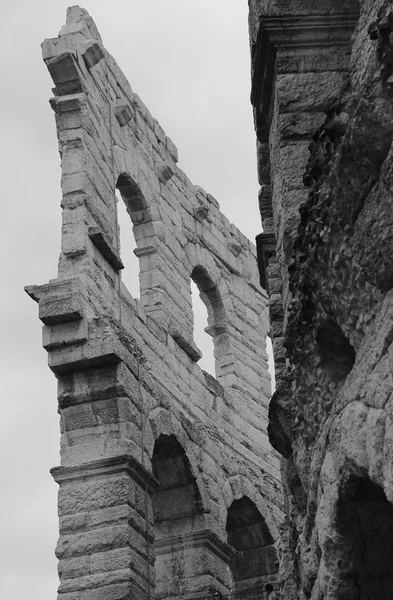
left=226, top=497, right=278, bottom=593
left=152, top=435, right=205, bottom=599
left=152, top=434, right=203, bottom=530
left=116, top=173, right=146, bottom=216
left=333, top=475, right=393, bottom=599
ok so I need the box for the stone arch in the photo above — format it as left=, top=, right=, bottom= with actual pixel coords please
left=221, top=475, right=279, bottom=541
left=116, top=172, right=153, bottom=225
left=185, top=243, right=236, bottom=380
left=114, top=170, right=164, bottom=307
left=317, top=449, right=393, bottom=599
left=226, top=496, right=279, bottom=593
left=151, top=433, right=204, bottom=533
left=184, top=242, right=235, bottom=316
left=148, top=414, right=214, bottom=600
left=113, top=146, right=161, bottom=223
left=148, top=406, right=210, bottom=514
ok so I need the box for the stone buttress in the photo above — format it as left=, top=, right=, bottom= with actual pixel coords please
left=26, top=7, right=284, bottom=600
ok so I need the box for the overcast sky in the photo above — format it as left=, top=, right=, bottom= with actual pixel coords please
left=0, top=1, right=272, bottom=597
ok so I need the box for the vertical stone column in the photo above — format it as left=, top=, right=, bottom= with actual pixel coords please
left=155, top=531, right=235, bottom=598
left=52, top=456, right=157, bottom=600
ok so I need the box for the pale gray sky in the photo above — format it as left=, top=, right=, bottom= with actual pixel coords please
left=0, top=1, right=272, bottom=597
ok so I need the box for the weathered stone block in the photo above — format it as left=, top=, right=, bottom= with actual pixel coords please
left=46, top=51, right=80, bottom=85
left=79, top=39, right=105, bottom=69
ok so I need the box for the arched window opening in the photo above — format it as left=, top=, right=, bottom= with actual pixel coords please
left=191, top=279, right=215, bottom=375
left=266, top=335, right=275, bottom=394
left=115, top=173, right=151, bottom=301
left=115, top=189, right=140, bottom=299
left=331, top=475, right=393, bottom=599
left=152, top=435, right=204, bottom=599
left=116, top=173, right=146, bottom=216
left=226, top=497, right=278, bottom=594
left=191, top=266, right=227, bottom=379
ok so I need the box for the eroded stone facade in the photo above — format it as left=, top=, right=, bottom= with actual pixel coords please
left=250, top=0, right=393, bottom=598
left=26, top=7, right=283, bottom=600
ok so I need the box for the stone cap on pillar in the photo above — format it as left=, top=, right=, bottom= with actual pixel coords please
left=251, top=10, right=359, bottom=142
left=51, top=454, right=159, bottom=494
left=154, top=529, right=236, bottom=562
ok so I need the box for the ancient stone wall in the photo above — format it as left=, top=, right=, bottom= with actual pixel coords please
left=249, top=0, right=393, bottom=598
left=26, top=7, right=283, bottom=600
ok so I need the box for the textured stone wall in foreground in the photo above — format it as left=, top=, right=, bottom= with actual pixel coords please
left=26, top=6, right=283, bottom=600
left=250, top=0, right=393, bottom=598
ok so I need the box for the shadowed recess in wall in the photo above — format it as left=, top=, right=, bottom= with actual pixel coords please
left=316, top=319, right=355, bottom=381
left=152, top=435, right=205, bottom=599
left=226, top=497, right=278, bottom=593
left=333, top=476, right=393, bottom=599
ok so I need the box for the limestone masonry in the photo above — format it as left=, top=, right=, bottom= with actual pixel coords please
left=249, top=0, right=393, bottom=598
left=26, top=6, right=282, bottom=600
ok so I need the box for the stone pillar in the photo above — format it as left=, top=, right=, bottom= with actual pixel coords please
left=154, top=530, right=235, bottom=598
left=52, top=456, right=158, bottom=600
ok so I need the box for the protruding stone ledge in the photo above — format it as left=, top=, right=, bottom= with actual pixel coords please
left=88, top=226, right=124, bottom=271
left=134, top=245, right=157, bottom=258
left=169, top=325, right=202, bottom=362
left=49, top=92, right=87, bottom=114
left=46, top=318, right=143, bottom=376
left=43, top=319, right=88, bottom=351
left=228, top=240, right=243, bottom=257
left=79, top=39, right=105, bottom=69
left=203, top=371, right=224, bottom=399
left=154, top=529, right=236, bottom=562
left=157, top=161, right=174, bottom=184
left=25, top=280, right=86, bottom=325
left=194, top=205, right=209, bottom=222
left=114, top=101, right=133, bottom=127
left=46, top=51, right=82, bottom=87
left=51, top=455, right=159, bottom=494
left=205, top=324, right=227, bottom=337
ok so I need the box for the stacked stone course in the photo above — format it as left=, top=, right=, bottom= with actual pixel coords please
left=27, top=6, right=283, bottom=600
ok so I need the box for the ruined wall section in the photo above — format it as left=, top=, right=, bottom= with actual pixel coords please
left=26, top=7, right=283, bottom=600
left=250, top=0, right=358, bottom=381
left=250, top=0, right=393, bottom=599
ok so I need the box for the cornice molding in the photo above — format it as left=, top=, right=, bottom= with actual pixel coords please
left=51, top=454, right=159, bottom=494
left=154, top=529, right=236, bottom=562
left=251, top=11, right=359, bottom=142
left=262, top=12, right=359, bottom=49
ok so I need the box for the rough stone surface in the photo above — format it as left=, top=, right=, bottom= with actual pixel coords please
left=250, top=0, right=393, bottom=598
left=27, top=6, right=283, bottom=600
